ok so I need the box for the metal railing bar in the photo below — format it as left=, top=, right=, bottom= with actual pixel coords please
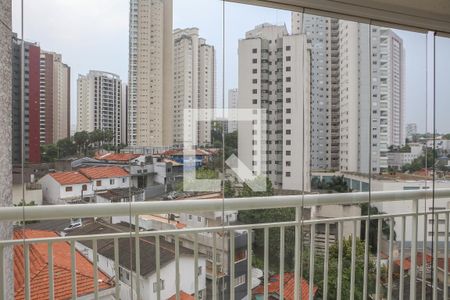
left=421, top=213, right=427, bottom=300
left=156, top=235, right=161, bottom=300
left=350, top=221, right=356, bottom=300
left=114, top=238, right=120, bottom=300
left=375, top=218, right=382, bottom=299
left=280, top=227, right=285, bottom=300
left=337, top=222, right=343, bottom=300
left=134, top=216, right=141, bottom=300
left=363, top=218, right=369, bottom=300
left=2, top=209, right=450, bottom=248
left=4, top=189, right=450, bottom=222
left=175, top=235, right=180, bottom=300
left=24, top=243, right=30, bottom=300
left=432, top=212, right=438, bottom=300
left=212, top=233, right=217, bottom=300
left=247, top=230, right=252, bottom=299
left=323, top=223, right=329, bottom=300
left=0, top=245, right=4, bottom=300
left=410, top=199, right=418, bottom=300
left=399, top=216, right=406, bottom=300
left=387, top=217, right=394, bottom=300
left=444, top=212, right=449, bottom=300
left=93, top=239, right=99, bottom=300
left=309, top=224, right=315, bottom=300
left=264, top=227, right=269, bottom=300
left=48, top=242, right=54, bottom=300
left=70, top=241, right=77, bottom=300
left=230, top=230, right=235, bottom=300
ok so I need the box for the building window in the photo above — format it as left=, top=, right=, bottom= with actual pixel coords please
left=96, top=180, right=102, bottom=186
left=82, top=185, right=87, bottom=191
left=286, top=66, right=291, bottom=72
left=198, top=266, right=202, bottom=276
left=286, top=129, right=291, bottom=135
left=286, top=45, right=291, bottom=51
left=286, top=87, right=291, bottom=93
left=252, top=58, right=257, bottom=63
left=286, top=77, right=291, bottom=82
left=286, top=172, right=291, bottom=177
left=65, top=186, right=72, bottom=192
left=252, top=79, right=257, bottom=84
left=110, top=179, right=115, bottom=185
left=235, top=275, right=246, bottom=287
left=153, top=279, right=165, bottom=292
left=286, top=161, right=291, bottom=166
left=235, top=249, right=247, bottom=262
left=286, top=98, right=291, bottom=103
left=286, top=108, right=291, bottom=113
left=189, top=214, right=192, bottom=220
left=286, top=140, right=291, bottom=145
left=122, top=178, right=126, bottom=183
left=252, top=99, right=257, bottom=104
left=252, top=89, right=257, bottom=94
left=252, top=69, right=257, bottom=74
left=252, top=48, right=257, bottom=53
left=286, top=56, right=291, bottom=62
left=286, top=119, right=291, bottom=124
left=286, top=151, right=291, bottom=156
left=198, top=216, right=202, bottom=222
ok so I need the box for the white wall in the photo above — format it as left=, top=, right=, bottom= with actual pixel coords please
left=76, top=242, right=206, bottom=300
left=93, top=176, right=129, bottom=191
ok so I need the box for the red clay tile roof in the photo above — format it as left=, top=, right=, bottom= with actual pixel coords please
left=49, top=171, right=90, bottom=185
left=168, top=291, right=195, bottom=300
left=14, top=229, right=114, bottom=300
left=79, top=166, right=129, bottom=179
left=253, top=273, right=317, bottom=300
left=95, top=152, right=141, bottom=162
left=394, top=252, right=433, bottom=271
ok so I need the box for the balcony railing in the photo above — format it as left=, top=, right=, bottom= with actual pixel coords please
left=1, top=189, right=450, bottom=299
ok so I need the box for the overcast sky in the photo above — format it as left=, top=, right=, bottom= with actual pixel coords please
left=11, top=0, right=450, bottom=134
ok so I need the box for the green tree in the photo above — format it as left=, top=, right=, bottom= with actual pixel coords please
left=224, top=180, right=235, bottom=198
left=73, top=131, right=90, bottom=155
left=89, top=129, right=104, bottom=150
left=40, top=144, right=58, bottom=162
left=102, top=129, right=114, bottom=145
left=56, top=138, right=77, bottom=158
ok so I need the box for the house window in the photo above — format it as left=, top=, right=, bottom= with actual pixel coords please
left=96, top=180, right=102, bottom=186
left=188, top=214, right=192, bottom=220
left=65, top=186, right=73, bottom=192
left=110, top=179, right=115, bottom=185
left=235, top=275, right=246, bottom=287
left=82, top=185, right=87, bottom=191
left=197, top=216, right=202, bottom=222
left=198, top=266, right=202, bottom=276
left=235, top=249, right=247, bottom=262
left=153, top=279, right=165, bottom=292
left=122, top=178, right=126, bottom=183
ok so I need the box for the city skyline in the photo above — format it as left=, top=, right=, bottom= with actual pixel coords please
left=11, top=0, right=450, bottom=135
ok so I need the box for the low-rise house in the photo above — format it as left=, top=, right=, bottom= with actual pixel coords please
left=96, top=187, right=145, bottom=203
left=387, top=143, right=423, bottom=170
left=39, top=171, right=94, bottom=204
left=39, top=166, right=130, bottom=204
left=68, top=222, right=207, bottom=300
left=72, top=153, right=177, bottom=198
left=14, top=229, right=115, bottom=299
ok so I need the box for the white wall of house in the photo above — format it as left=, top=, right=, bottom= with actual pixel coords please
left=39, top=175, right=94, bottom=204
left=93, top=176, right=129, bottom=191
left=75, top=242, right=206, bottom=300
left=12, top=184, right=43, bottom=205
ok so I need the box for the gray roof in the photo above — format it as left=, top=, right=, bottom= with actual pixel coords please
left=67, top=221, right=194, bottom=277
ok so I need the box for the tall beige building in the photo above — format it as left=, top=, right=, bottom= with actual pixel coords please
left=173, top=28, right=215, bottom=146
left=39, top=51, right=71, bottom=144
left=238, top=24, right=311, bottom=192
left=128, top=0, right=174, bottom=147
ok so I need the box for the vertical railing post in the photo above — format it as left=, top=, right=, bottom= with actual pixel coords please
left=410, top=198, right=418, bottom=300
left=134, top=215, right=141, bottom=300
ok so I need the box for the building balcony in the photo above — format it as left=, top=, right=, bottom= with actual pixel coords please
left=2, top=189, right=450, bottom=299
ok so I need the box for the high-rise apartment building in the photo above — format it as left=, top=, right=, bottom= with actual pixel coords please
left=339, top=21, right=404, bottom=173
left=121, top=83, right=128, bottom=145
left=39, top=51, right=71, bottom=145
left=227, top=88, right=238, bottom=133
left=238, top=24, right=311, bottom=191
left=77, top=71, right=123, bottom=146
left=173, top=28, right=215, bottom=146
left=406, top=123, right=417, bottom=140
left=128, top=0, right=173, bottom=147
left=292, top=13, right=340, bottom=170
left=12, top=35, right=41, bottom=164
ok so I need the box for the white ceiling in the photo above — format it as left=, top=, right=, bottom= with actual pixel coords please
left=228, top=0, right=450, bottom=35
